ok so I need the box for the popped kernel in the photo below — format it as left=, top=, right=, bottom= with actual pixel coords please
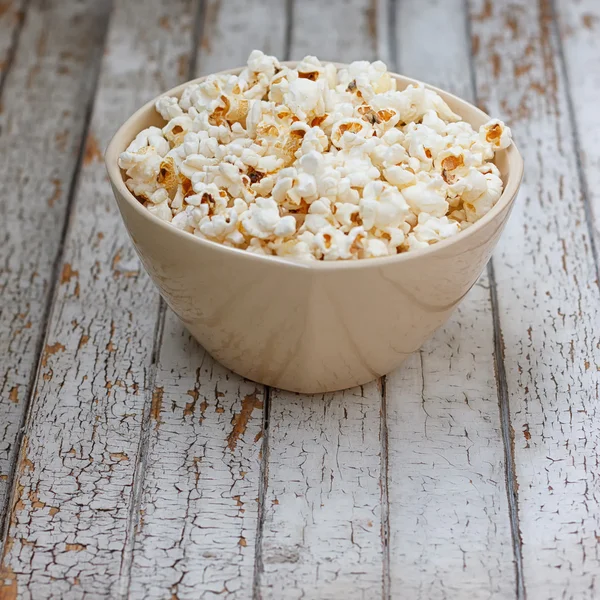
left=119, top=51, right=513, bottom=261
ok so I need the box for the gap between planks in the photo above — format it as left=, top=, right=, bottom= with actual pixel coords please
left=379, top=376, right=391, bottom=600
left=117, top=299, right=167, bottom=599
left=487, top=260, right=526, bottom=600
left=252, top=386, right=272, bottom=600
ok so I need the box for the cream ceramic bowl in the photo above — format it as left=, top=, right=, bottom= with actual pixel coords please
left=106, top=64, right=523, bottom=394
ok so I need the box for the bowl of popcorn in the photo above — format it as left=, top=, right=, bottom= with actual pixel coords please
left=106, top=51, right=523, bottom=394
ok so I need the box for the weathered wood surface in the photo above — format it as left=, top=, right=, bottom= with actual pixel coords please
left=0, top=0, right=110, bottom=534
left=469, top=0, right=600, bottom=598
left=386, top=2, right=516, bottom=598
left=0, top=1, right=197, bottom=598
left=0, top=0, right=599, bottom=598
left=128, top=2, right=286, bottom=598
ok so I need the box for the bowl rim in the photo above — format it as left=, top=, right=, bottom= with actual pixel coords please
left=105, top=61, right=524, bottom=271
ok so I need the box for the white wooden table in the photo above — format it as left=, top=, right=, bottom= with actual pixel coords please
left=0, top=0, right=598, bottom=598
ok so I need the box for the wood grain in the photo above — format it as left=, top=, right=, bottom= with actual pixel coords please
left=469, top=0, right=600, bottom=598
left=257, top=2, right=385, bottom=598
left=0, top=1, right=198, bottom=598
left=385, top=2, right=516, bottom=598
left=0, top=0, right=110, bottom=536
left=127, top=3, right=287, bottom=597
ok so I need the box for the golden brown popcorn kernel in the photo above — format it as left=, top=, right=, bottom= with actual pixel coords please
left=257, top=123, right=280, bottom=138
left=338, top=121, right=363, bottom=135
left=290, top=200, right=310, bottom=215
left=485, top=123, right=502, bottom=143
left=310, top=114, right=328, bottom=127
left=376, top=109, right=396, bottom=122
left=357, top=105, right=382, bottom=125
left=441, top=155, right=465, bottom=184
left=157, top=157, right=178, bottom=189
left=201, top=193, right=216, bottom=212
left=298, top=71, right=319, bottom=81
left=180, top=176, right=194, bottom=197
left=441, top=155, right=464, bottom=171
left=208, top=95, right=230, bottom=126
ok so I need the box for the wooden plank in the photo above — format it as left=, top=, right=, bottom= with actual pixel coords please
left=386, top=289, right=517, bottom=599
left=0, top=0, right=110, bottom=534
left=469, top=1, right=600, bottom=598
left=258, top=2, right=385, bottom=598
left=385, top=2, right=516, bottom=598
left=127, top=3, right=287, bottom=597
left=0, top=1, right=198, bottom=598
left=394, top=0, right=473, bottom=99
left=128, top=315, right=266, bottom=600
left=261, top=385, right=384, bottom=600
left=555, top=0, right=600, bottom=249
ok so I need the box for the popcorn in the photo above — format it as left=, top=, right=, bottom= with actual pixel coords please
left=411, top=213, right=460, bottom=244
left=119, top=51, right=513, bottom=261
left=480, top=119, right=512, bottom=150
left=240, top=197, right=296, bottom=239
left=402, top=175, right=449, bottom=218
left=284, top=78, right=325, bottom=120
left=360, top=181, right=410, bottom=230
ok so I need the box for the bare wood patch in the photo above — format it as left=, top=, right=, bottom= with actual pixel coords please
left=227, top=393, right=263, bottom=451
left=59, top=263, right=78, bottom=284
left=150, top=387, right=163, bottom=428
left=0, top=564, right=17, bottom=600
left=83, top=132, right=102, bottom=165
left=40, top=342, right=65, bottom=367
